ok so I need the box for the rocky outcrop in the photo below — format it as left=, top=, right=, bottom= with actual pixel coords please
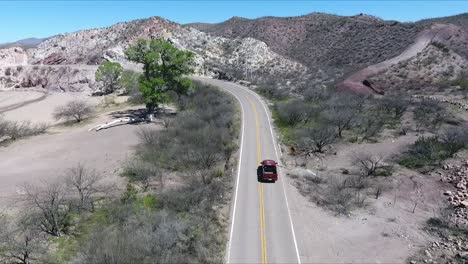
left=0, top=65, right=97, bottom=92
left=0, top=47, right=28, bottom=66
left=439, top=161, right=468, bottom=227
left=0, top=16, right=305, bottom=92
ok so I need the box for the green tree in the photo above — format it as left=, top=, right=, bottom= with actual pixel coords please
left=125, top=39, right=195, bottom=120
left=95, top=61, right=123, bottom=94
left=119, top=70, right=141, bottom=95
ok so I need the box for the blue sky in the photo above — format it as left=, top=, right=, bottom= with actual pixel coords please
left=1, top=1, right=467, bottom=43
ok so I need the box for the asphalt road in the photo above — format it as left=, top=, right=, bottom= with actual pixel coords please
left=194, top=77, right=301, bottom=264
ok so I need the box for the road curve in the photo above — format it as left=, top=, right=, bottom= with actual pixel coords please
left=193, top=77, right=301, bottom=264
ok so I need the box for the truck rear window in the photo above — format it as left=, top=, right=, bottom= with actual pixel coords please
left=264, top=166, right=277, bottom=174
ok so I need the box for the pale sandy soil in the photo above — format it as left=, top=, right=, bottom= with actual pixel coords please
left=0, top=103, right=155, bottom=212
left=1, top=92, right=100, bottom=125
left=0, top=90, right=45, bottom=113
left=282, top=133, right=449, bottom=263
left=0, top=91, right=44, bottom=108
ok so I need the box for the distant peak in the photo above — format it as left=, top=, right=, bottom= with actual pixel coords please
left=227, top=16, right=248, bottom=21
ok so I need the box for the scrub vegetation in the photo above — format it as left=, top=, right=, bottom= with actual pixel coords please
left=0, top=82, right=238, bottom=264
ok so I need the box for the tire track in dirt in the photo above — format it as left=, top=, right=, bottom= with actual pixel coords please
left=0, top=92, right=47, bottom=113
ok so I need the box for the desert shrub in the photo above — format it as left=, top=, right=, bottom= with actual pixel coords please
left=295, top=173, right=368, bottom=215
left=0, top=116, right=48, bottom=141
left=65, top=164, right=106, bottom=212
left=22, top=181, right=73, bottom=237
left=353, top=152, right=386, bottom=176
left=413, top=99, right=449, bottom=130
left=431, top=41, right=450, bottom=53
left=292, top=125, right=336, bottom=154
left=0, top=215, right=48, bottom=264
left=324, top=92, right=366, bottom=137
left=136, top=82, right=237, bottom=184
left=302, top=86, right=331, bottom=102
left=439, top=126, right=468, bottom=156
left=275, top=99, right=314, bottom=127
left=256, top=83, right=289, bottom=100
left=353, top=107, right=388, bottom=140
left=53, top=99, right=94, bottom=123
left=398, top=130, right=468, bottom=169
left=451, top=71, right=468, bottom=90
left=122, top=159, right=162, bottom=190
left=399, top=136, right=445, bottom=168
left=73, top=198, right=225, bottom=264
left=379, top=94, right=411, bottom=120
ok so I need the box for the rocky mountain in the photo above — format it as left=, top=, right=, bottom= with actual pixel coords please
left=0, top=12, right=467, bottom=95
left=189, top=13, right=421, bottom=73
left=0, top=16, right=305, bottom=92
left=0, top=37, right=48, bottom=50
left=191, top=12, right=468, bottom=94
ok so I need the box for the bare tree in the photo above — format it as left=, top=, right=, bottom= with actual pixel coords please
left=65, top=164, right=104, bottom=212
left=380, top=94, right=411, bottom=119
left=439, top=126, right=468, bottom=157
left=0, top=215, right=47, bottom=264
left=353, top=152, right=385, bottom=176
left=355, top=110, right=386, bottom=140
left=276, top=99, right=310, bottom=126
left=413, top=99, right=449, bottom=130
left=123, top=160, right=163, bottom=190
left=53, top=100, right=94, bottom=123
left=325, top=92, right=365, bottom=137
left=22, top=181, right=72, bottom=237
left=294, top=125, right=336, bottom=154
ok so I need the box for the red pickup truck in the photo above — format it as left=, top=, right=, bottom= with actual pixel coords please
left=257, top=159, right=278, bottom=182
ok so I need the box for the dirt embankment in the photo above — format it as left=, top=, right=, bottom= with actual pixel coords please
left=338, top=24, right=464, bottom=94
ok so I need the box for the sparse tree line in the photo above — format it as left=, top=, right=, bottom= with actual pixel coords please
left=0, top=82, right=238, bottom=263
left=75, top=82, right=237, bottom=264
left=276, top=85, right=468, bottom=215
left=1, top=39, right=236, bottom=263
left=275, top=89, right=412, bottom=155
left=0, top=164, right=109, bottom=263
left=0, top=115, right=48, bottom=143
left=275, top=87, right=466, bottom=158
left=128, top=82, right=237, bottom=186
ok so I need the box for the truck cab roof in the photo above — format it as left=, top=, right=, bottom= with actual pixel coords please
left=262, top=159, right=277, bottom=166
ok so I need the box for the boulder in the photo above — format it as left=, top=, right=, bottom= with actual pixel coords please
left=460, top=200, right=468, bottom=208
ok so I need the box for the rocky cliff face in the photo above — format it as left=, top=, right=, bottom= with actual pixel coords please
left=191, top=13, right=468, bottom=94
left=1, top=13, right=468, bottom=95
left=0, top=16, right=305, bottom=92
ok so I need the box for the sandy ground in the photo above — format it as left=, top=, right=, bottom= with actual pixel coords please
left=0, top=102, right=155, bottom=211
left=282, top=133, right=449, bottom=263
left=1, top=92, right=100, bottom=125
left=0, top=91, right=44, bottom=108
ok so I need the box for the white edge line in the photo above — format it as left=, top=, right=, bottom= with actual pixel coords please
left=220, top=86, right=245, bottom=264
left=232, top=82, right=302, bottom=264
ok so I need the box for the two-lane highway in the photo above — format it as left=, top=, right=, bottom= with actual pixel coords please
left=194, top=77, right=301, bottom=264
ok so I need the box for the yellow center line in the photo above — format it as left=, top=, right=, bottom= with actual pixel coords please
left=247, top=97, right=268, bottom=264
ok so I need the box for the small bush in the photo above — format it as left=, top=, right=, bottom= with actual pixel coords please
left=398, top=129, right=468, bottom=169
left=295, top=173, right=369, bottom=215
left=53, top=100, right=94, bottom=123
left=353, top=152, right=386, bottom=176
left=413, top=99, right=449, bottom=130
left=275, top=99, right=311, bottom=127
left=0, top=116, right=47, bottom=141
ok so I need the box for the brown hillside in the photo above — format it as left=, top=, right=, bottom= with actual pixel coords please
left=188, top=13, right=423, bottom=71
